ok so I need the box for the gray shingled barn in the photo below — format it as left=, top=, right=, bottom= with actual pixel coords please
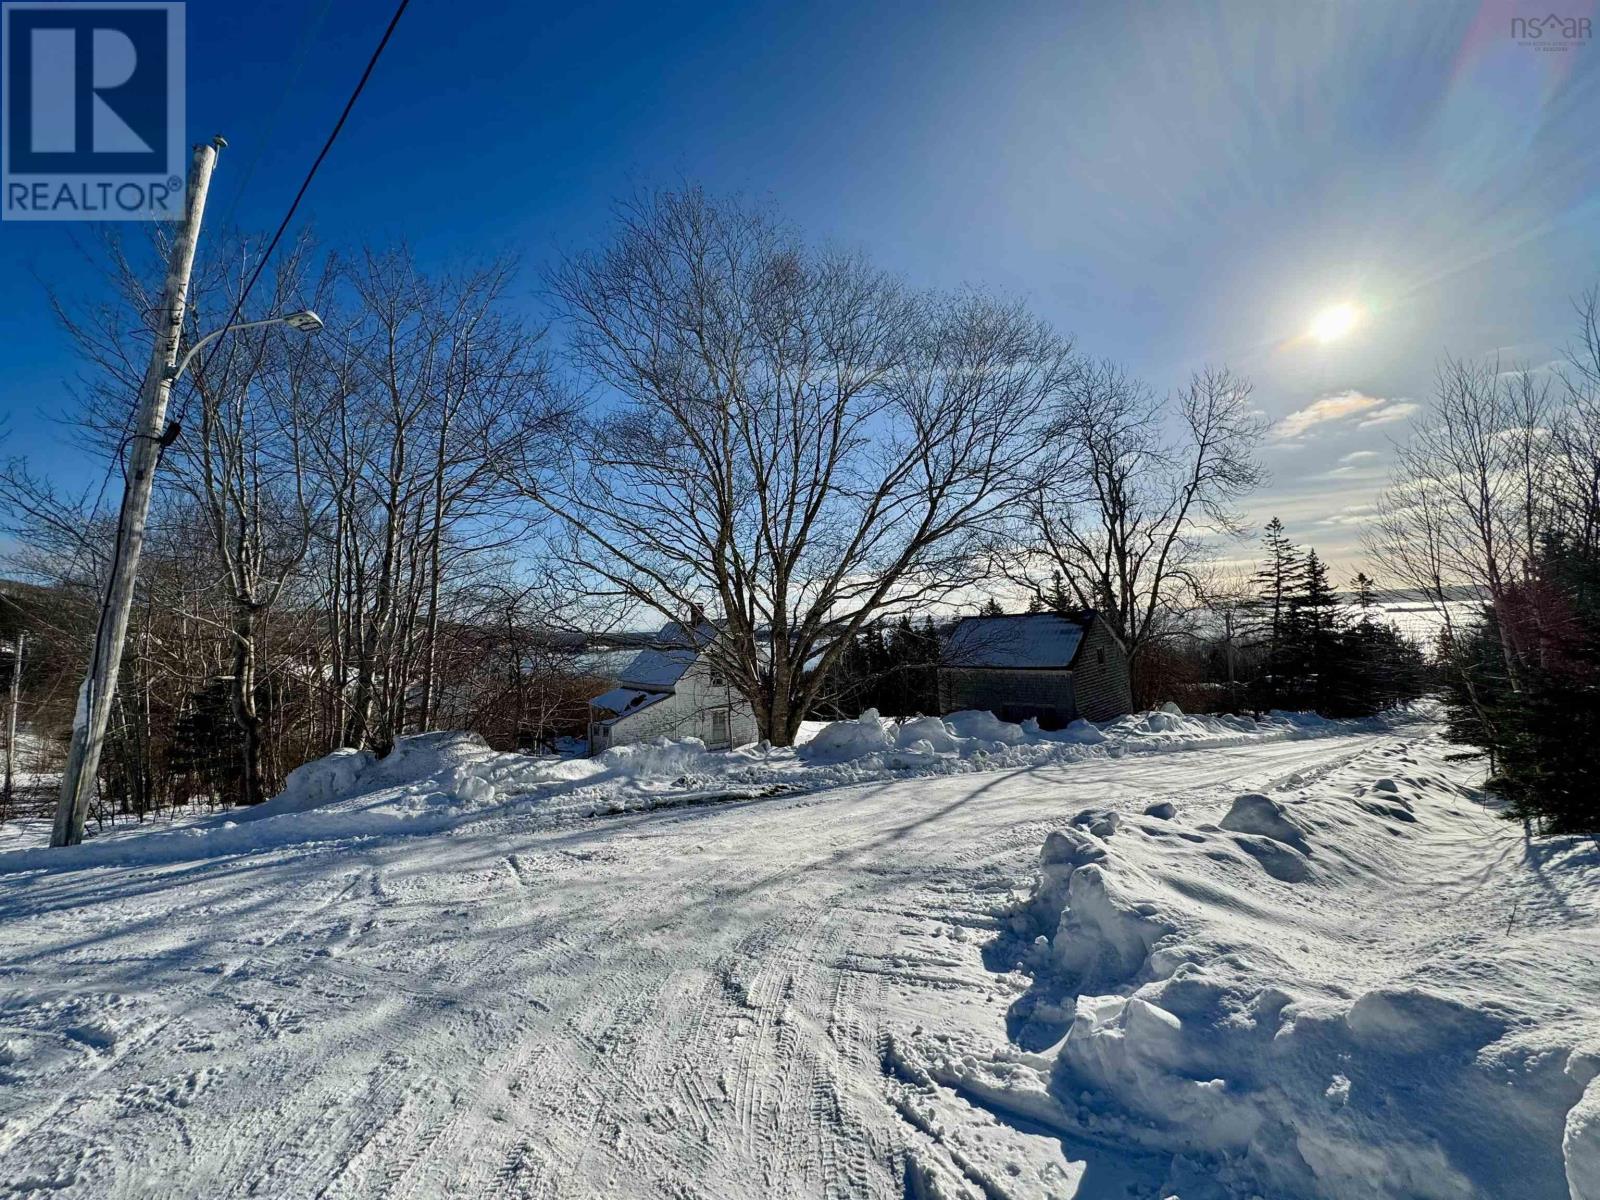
left=937, top=611, right=1132, bottom=728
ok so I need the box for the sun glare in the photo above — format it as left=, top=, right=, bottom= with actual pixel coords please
left=1309, top=302, right=1360, bottom=344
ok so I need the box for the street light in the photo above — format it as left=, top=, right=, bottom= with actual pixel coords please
left=164, top=309, right=325, bottom=381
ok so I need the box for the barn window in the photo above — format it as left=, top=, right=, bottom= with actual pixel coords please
left=1097, top=648, right=1106, bottom=665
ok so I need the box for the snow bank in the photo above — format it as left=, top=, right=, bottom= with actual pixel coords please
left=272, top=747, right=375, bottom=813
left=799, top=706, right=1361, bottom=771
left=1569, top=1070, right=1600, bottom=1200
left=596, top=735, right=713, bottom=779
left=799, top=709, right=896, bottom=762
left=903, top=737, right=1600, bottom=1199
left=0, top=706, right=1418, bottom=877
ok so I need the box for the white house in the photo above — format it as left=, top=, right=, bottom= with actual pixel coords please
left=587, top=622, right=759, bottom=754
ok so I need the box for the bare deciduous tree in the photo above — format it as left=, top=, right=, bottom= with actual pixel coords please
left=8, top=232, right=569, bottom=816
left=164, top=239, right=328, bottom=803
left=515, top=189, right=1072, bottom=745
left=1552, top=287, right=1600, bottom=550
left=1002, top=360, right=1266, bottom=685
left=1368, top=353, right=1558, bottom=693
left=301, top=251, right=563, bottom=752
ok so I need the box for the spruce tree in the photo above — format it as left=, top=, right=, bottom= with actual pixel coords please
left=1290, top=550, right=1344, bottom=711
left=1352, top=571, right=1378, bottom=619
left=1251, top=518, right=1306, bottom=708
left=1447, top=532, right=1600, bottom=832
left=1044, top=571, right=1076, bottom=616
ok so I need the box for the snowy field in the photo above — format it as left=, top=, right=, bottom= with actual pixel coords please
left=0, top=708, right=1596, bottom=1198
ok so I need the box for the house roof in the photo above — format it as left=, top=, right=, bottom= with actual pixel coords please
left=942, top=612, right=1095, bottom=670
left=591, top=686, right=651, bottom=713
left=588, top=686, right=670, bottom=725
left=614, top=620, right=718, bottom=691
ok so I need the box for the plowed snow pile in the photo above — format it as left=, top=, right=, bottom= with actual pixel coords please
left=0, top=707, right=1400, bottom=868
left=891, top=737, right=1600, bottom=1199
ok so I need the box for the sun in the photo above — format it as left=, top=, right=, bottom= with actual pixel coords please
left=1309, top=303, right=1360, bottom=344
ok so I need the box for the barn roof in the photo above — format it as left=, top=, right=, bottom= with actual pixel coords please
left=942, top=612, right=1094, bottom=670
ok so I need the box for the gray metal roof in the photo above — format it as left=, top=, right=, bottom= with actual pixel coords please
left=942, top=613, right=1090, bottom=670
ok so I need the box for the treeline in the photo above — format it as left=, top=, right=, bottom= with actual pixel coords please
left=817, top=534, right=1432, bottom=726
left=1225, top=521, right=1430, bottom=716
left=0, top=240, right=595, bottom=821
left=1369, top=296, right=1600, bottom=834
left=1028, top=520, right=1429, bottom=720
left=816, top=616, right=941, bottom=719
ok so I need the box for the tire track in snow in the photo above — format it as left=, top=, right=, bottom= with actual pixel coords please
left=0, top=727, right=1426, bottom=1199
left=0, top=862, right=380, bottom=1194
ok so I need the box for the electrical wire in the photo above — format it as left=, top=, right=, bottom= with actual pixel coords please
left=189, top=0, right=414, bottom=389
left=214, top=0, right=339, bottom=235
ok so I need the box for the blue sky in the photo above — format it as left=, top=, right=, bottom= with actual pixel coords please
left=2, top=0, right=1598, bottom=573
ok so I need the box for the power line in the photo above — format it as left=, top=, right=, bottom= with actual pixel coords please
left=188, top=0, right=414, bottom=390
left=215, top=0, right=340, bottom=234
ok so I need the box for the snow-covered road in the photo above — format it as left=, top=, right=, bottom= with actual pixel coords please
left=0, top=727, right=1439, bottom=1199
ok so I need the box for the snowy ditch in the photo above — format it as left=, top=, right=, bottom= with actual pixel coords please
left=0, top=706, right=1412, bottom=873
left=888, top=736, right=1600, bottom=1200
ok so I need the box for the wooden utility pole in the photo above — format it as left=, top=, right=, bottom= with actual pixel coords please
left=51, top=138, right=225, bottom=848
left=3, top=630, right=24, bottom=811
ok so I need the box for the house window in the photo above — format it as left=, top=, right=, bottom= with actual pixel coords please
left=1097, top=648, right=1106, bottom=665
left=711, top=710, right=730, bottom=744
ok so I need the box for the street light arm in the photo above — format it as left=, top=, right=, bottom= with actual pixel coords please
left=165, top=310, right=324, bottom=382
left=164, top=324, right=230, bottom=382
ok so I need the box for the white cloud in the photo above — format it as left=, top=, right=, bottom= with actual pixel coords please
left=1322, top=448, right=1384, bottom=478
left=1271, top=392, right=1420, bottom=441
left=1357, top=401, right=1420, bottom=429
left=1497, top=360, right=1562, bottom=379
left=1272, top=391, right=1387, bottom=440
left=1317, top=504, right=1381, bottom=527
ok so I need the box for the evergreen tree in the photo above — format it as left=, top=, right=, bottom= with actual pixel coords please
left=1043, top=571, right=1076, bottom=616
left=1250, top=518, right=1307, bottom=708
left=1440, top=532, right=1600, bottom=832
left=821, top=614, right=941, bottom=718
left=1321, top=568, right=1430, bottom=716
left=1352, top=571, right=1378, bottom=619
left=1241, top=532, right=1427, bottom=717
left=1293, top=550, right=1344, bottom=710
left=885, top=616, right=917, bottom=712
left=1253, top=519, right=1304, bottom=644
left=1339, top=618, right=1429, bottom=716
